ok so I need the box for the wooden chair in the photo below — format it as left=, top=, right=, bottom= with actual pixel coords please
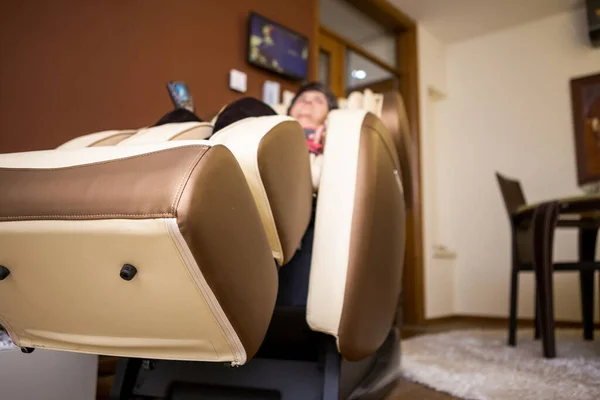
left=495, top=172, right=600, bottom=352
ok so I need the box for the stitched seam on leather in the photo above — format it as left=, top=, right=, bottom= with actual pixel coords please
left=0, top=145, right=210, bottom=171
left=257, top=129, right=284, bottom=264
left=164, top=218, right=224, bottom=362
left=87, top=132, right=131, bottom=147
left=171, top=147, right=210, bottom=214
left=170, top=124, right=212, bottom=140
left=363, top=120, right=401, bottom=171
left=0, top=213, right=172, bottom=220
left=1, top=146, right=210, bottom=221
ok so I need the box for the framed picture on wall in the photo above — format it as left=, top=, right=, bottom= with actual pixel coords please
left=571, top=72, right=600, bottom=185
left=247, top=12, right=309, bottom=81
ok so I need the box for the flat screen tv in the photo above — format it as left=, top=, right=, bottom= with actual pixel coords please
left=248, top=12, right=309, bottom=81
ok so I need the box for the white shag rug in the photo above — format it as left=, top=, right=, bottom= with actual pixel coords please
left=1, top=330, right=16, bottom=350
left=401, top=329, right=600, bottom=400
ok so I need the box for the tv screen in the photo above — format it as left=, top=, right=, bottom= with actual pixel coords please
left=248, top=12, right=308, bottom=81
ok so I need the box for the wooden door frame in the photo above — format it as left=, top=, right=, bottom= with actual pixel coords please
left=313, top=0, right=425, bottom=325
left=318, top=30, right=347, bottom=98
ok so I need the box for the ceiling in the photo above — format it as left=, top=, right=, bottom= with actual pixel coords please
left=389, top=0, right=584, bottom=43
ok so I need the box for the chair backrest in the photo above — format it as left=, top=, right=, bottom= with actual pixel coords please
left=273, top=89, right=414, bottom=209
left=495, top=172, right=527, bottom=216
left=307, top=109, right=405, bottom=362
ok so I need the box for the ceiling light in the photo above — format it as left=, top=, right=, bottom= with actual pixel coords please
left=351, top=69, right=367, bottom=80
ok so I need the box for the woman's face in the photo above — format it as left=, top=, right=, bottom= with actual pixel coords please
left=290, top=90, right=329, bottom=129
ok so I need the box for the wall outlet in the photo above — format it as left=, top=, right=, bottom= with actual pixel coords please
left=229, top=69, right=247, bottom=93
left=433, top=245, right=457, bottom=260
left=262, top=80, right=281, bottom=106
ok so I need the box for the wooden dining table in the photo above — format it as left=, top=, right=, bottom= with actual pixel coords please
left=515, top=195, right=600, bottom=358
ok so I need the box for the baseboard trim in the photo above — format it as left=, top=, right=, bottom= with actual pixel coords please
left=421, top=315, right=600, bottom=330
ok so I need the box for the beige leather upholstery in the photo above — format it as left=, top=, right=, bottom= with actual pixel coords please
left=0, top=143, right=277, bottom=364
left=210, top=116, right=312, bottom=266
left=119, top=116, right=313, bottom=266
left=306, top=109, right=406, bottom=362
left=57, top=130, right=137, bottom=149
left=118, top=122, right=213, bottom=145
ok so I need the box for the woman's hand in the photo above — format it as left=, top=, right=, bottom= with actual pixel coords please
left=314, top=125, right=326, bottom=147
left=307, top=125, right=326, bottom=155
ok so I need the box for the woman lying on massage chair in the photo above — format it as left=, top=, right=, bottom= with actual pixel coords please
left=150, top=83, right=338, bottom=307
left=287, top=82, right=338, bottom=156
left=152, top=82, right=338, bottom=159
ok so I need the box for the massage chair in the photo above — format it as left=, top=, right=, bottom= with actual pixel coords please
left=0, top=90, right=413, bottom=400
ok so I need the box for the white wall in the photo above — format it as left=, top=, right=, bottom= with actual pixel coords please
left=441, top=8, right=600, bottom=321
left=418, top=25, right=455, bottom=318
left=0, top=349, right=98, bottom=400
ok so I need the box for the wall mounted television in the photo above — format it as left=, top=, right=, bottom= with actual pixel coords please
left=247, top=12, right=309, bottom=81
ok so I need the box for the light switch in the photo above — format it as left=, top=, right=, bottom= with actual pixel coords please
left=262, top=80, right=281, bottom=106
left=229, top=69, right=247, bottom=93
left=283, top=90, right=295, bottom=106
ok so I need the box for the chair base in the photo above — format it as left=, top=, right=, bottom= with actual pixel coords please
left=110, top=309, right=399, bottom=400
left=109, top=336, right=397, bottom=400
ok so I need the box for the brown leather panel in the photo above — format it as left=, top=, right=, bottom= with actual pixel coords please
left=90, top=132, right=135, bottom=146
left=337, top=123, right=406, bottom=361
left=0, top=146, right=209, bottom=221
left=257, top=120, right=313, bottom=265
left=362, top=112, right=401, bottom=170
left=381, top=91, right=414, bottom=209
left=176, top=145, right=277, bottom=359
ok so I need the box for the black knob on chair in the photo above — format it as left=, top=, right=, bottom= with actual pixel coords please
left=120, top=264, right=137, bottom=281
left=21, top=347, right=35, bottom=354
left=0, top=266, right=10, bottom=280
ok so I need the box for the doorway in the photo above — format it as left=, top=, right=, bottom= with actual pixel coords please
left=317, top=15, right=424, bottom=325
left=317, top=27, right=400, bottom=97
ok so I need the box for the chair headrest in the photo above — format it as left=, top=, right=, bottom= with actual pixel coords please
left=272, top=89, right=384, bottom=117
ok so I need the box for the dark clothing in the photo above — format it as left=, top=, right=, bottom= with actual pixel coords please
left=276, top=197, right=317, bottom=307
left=213, top=97, right=277, bottom=133
left=153, top=109, right=202, bottom=127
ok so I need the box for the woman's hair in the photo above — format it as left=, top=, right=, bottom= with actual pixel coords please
left=212, top=97, right=277, bottom=133
left=153, top=108, right=203, bottom=127
left=287, top=82, right=339, bottom=115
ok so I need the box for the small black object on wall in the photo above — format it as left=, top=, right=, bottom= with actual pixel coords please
left=0, top=265, right=10, bottom=280
left=587, top=0, right=600, bottom=47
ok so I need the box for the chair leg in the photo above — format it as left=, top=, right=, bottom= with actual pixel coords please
left=580, top=270, right=595, bottom=340
left=579, top=224, right=597, bottom=341
left=508, top=225, right=520, bottom=347
left=534, top=286, right=540, bottom=340
left=508, top=266, right=519, bottom=346
left=532, top=202, right=559, bottom=358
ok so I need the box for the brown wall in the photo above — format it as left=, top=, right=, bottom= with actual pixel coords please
left=0, top=0, right=317, bottom=153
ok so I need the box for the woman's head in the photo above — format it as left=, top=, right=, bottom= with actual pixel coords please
left=153, top=108, right=202, bottom=127
left=288, top=82, right=338, bottom=129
